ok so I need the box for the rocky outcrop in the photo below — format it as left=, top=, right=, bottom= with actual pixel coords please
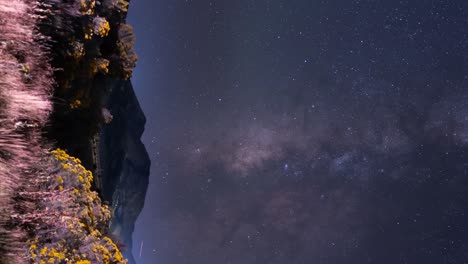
left=98, top=78, right=150, bottom=264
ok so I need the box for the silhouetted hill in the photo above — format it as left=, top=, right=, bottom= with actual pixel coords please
left=99, top=79, right=150, bottom=264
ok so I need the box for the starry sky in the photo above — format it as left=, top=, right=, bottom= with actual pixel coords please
left=128, top=0, right=468, bottom=263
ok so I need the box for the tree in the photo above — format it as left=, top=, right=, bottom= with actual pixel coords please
left=114, top=24, right=138, bottom=79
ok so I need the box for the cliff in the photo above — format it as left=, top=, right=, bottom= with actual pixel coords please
left=33, top=0, right=148, bottom=262
left=98, top=78, right=150, bottom=264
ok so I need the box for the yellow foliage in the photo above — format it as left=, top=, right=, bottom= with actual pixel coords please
left=76, top=261, right=92, bottom=264
left=94, top=17, right=111, bottom=37
left=70, top=100, right=82, bottom=109
left=28, top=149, right=127, bottom=264
left=114, top=0, right=129, bottom=13
left=20, top=64, right=30, bottom=73
left=84, top=26, right=94, bottom=40
left=68, top=41, right=85, bottom=60
left=56, top=175, right=64, bottom=185
left=79, top=0, right=96, bottom=15
left=90, top=58, right=110, bottom=77
left=40, top=246, right=48, bottom=256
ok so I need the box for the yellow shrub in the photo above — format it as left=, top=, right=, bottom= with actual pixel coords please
left=94, top=17, right=111, bottom=37
left=28, top=149, right=127, bottom=263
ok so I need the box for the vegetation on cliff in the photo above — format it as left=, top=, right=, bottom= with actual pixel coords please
left=25, top=149, right=126, bottom=264
left=40, top=0, right=138, bottom=149
left=0, top=0, right=137, bottom=263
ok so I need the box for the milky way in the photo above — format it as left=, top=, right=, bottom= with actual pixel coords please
left=129, top=0, right=468, bottom=263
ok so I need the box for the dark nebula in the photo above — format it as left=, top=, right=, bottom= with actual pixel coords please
left=128, top=0, right=468, bottom=263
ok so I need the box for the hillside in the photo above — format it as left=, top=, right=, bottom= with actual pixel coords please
left=0, top=0, right=149, bottom=263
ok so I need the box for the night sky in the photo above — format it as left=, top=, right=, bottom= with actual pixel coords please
left=127, top=1, right=468, bottom=263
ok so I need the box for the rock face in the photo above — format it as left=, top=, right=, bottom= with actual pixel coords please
left=98, top=79, right=150, bottom=264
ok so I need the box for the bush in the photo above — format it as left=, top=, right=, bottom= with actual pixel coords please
left=25, top=149, right=127, bottom=264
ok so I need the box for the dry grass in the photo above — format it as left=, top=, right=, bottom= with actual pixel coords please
left=0, top=1, right=53, bottom=263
